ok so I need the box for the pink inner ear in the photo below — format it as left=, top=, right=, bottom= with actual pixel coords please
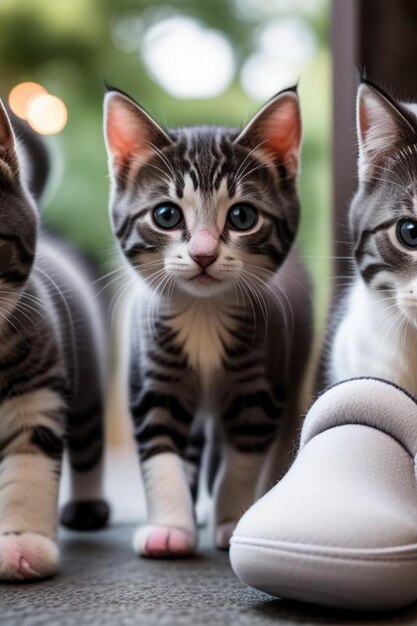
left=261, top=103, right=301, bottom=166
left=358, top=99, right=370, bottom=144
left=106, top=99, right=151, bottom=164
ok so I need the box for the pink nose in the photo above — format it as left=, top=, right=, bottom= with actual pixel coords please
left=189, top=229, right=218, bottom=269
left=191, top=254, right=217, bottom=269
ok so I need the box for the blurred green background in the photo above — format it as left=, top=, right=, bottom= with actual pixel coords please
left=0, top=0, right=330, bottom=323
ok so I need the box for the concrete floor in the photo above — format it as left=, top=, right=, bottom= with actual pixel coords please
left=3, top=523, right=417, bottom=626
left=2, top=448, right=417, bottom=625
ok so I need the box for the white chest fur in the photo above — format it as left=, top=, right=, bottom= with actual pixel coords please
left=168, top=299, right=236, bottom=381
left=330, top=280, right=417, bottom=394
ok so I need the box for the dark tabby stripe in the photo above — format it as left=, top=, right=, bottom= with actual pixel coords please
left=131, top=390, right=193, bottom=425
left=65, top=405, right=105, bottom=473
left=361, top=262, right=390, bottom=283
left=143, top=370, right=180, bottom=383
left=135, top=422, right=188, bottom=451
left=223, top=389, right=283, bottom=422
left=140, top=443, right=178, bottom=462
left=148, top=350, right=187, bottom=369
left=0, top=429, right=22, bottom=456
left=31, top=426, right=64, bottom=461
left=354, top=219, right=398, bottom=264
left=115, top=208, right=148, bottom=241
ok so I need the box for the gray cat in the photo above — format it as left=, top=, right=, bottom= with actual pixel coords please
left=328, top=79, right=417, bottom=393
left=0, top=101, right=109, bottom=581
left=104, top=86, right=312, bottom=557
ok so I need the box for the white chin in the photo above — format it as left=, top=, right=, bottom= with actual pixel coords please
left=399, top=303, right=417, bottom=328
left=178, top=278, right=231, bottom=298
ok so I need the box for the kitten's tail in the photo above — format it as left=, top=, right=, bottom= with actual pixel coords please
left=7, top=106, right=51, bottom=206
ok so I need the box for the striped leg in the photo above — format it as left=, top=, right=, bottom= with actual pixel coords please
left=0, top=389, right=64, bottom=581
left=214, top=381, right=284, bottom=550
left=60, top=403, right=110, bottom=531
left=184, top=420, right=222, bottom=502
left=213, top=448, right=266, bottom=549
left=131, top=385, right=197, bottom=558
left=184, top=423, right=205, bottom=503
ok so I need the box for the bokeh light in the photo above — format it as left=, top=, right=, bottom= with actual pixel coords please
left=111, top=13, right=145, bottom=53
left=234, top=0, right=326, bottom=20
left=141, top=16, right=235, bottom=99
left=26, top=94, right=68, bottom=135
left=8, top=82, right=48, bottom=119
left=241, top=17, right=317, bottom=100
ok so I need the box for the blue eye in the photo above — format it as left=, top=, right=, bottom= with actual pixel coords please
left=397, top=219, right=417, bottom=249
left=153, top=204, right=183, bottom=229
left=227, top=204, right=258, bottom=231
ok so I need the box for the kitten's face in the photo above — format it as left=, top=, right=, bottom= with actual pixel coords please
left=351, top=82, right=417, bottom=326
left=104, top=89, right=301, bottom=299
left=0, top=103, right=37, bottom=292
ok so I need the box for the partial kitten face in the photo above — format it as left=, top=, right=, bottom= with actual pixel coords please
left=104, top=87, right=301, bottom=298
left=0, top=101, right=37, bottom=292
left=351, top=80, right=417, bottom=325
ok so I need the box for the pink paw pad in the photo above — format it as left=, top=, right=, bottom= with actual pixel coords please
left=19, top=557, right=40, bottom=578
left=0, top=533, right=58, bottom=582
left=136, top=525, right=196, bottom=558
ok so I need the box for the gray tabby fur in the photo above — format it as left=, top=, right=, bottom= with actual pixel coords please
left=328, top=79, right=417, bottom=392
left=104, top=86, right=312, bottom=556
left=0, top=101, right=109, bottom=581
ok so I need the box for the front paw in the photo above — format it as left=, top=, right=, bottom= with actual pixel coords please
left=60, top=499, right=110, bottom=531
left=215, top=521, right=238, bottom=550
left=133, top=525, right=196, bottom=559
left=0, top=532, right=58, bottom=582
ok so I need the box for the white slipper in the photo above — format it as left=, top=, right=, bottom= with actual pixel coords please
left=230, top=378, right=417, bottom=611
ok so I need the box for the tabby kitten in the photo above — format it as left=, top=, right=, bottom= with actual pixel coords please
left=0, top=102, right=109, bottom=581
left=104, top=86, right=312, bottom=557
left=329, top=79, right=417, bottom=391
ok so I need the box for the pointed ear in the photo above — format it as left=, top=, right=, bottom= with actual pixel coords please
left=103, top=89, right=172, bottom=174
left=235, top=89, right=302, bottom=176
left=0, top=99, right=19, bottom=177
left=357, top=81, right=416, bottom=178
